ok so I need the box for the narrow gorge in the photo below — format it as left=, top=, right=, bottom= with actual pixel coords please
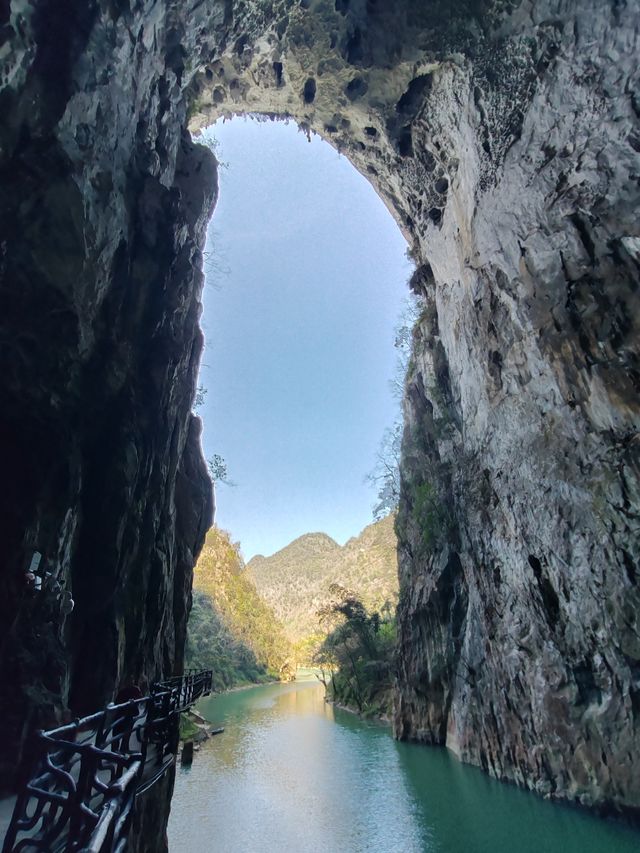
left=1, top=0, right=638, bottom=847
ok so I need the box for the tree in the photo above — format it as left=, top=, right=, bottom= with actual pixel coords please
left=365, top=421, right=402, bottom=520
left=312, top=644, right=337, bottom=695
left=193, top=385, right=207, bottom=411
left=389, top=293, right=423, bottom=400
left=365, top=293, right=424, bottom=520
left=314, top=584, right=395, bottom=716
left=207, top=454, right=235, bottom=486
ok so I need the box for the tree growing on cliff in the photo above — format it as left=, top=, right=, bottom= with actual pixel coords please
left=366, top=421, right=402, bottom=521
left=193, top=385, right=207, bottom=411
left=207, top=453, right=236, bottom=487
left=365, top=293, right=423, bottom=520
left=314, top=584, right=395, bottom=715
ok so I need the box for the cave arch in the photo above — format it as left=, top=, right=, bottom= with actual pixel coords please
left=195, top=115, right=410, bottom=558
left=0, top=0, right=639, bottom=824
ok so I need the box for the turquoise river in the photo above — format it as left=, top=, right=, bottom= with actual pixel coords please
left=168, top=676, right=640, bottom=852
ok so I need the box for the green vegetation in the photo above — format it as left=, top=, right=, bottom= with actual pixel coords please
left=412, top=481, right=444, bottom=550
left=293, top=633, right=326, bottom=668
left=366, top=423, right=402, bottom=522
left=206, top=453, right=235, bottom=486
left=186, top=527, right=295, bottom=690
left=246, top=514, right=399, bottom=645
left=179, top=713, right=201, bottom=741
left=366, top=294, right=424, bottom=521
left=409, top=474, right=456, bottom=556
left=314, top=585, right=395, bottom=718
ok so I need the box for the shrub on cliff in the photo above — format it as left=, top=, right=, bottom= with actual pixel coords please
left=314, top=584, right=395, bottom=717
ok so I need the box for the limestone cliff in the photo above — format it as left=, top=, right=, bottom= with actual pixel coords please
left=0, top=0, right=638, bottom=841
left=0, top=0, right=219, bottom=797
left=390, top=6, right=640, bottom=818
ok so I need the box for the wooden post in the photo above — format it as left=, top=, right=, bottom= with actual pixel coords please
left=181, top=741, right=194, bottom=766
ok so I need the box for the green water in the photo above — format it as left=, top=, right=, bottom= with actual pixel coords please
left=168, top=678, right=639, bottom=852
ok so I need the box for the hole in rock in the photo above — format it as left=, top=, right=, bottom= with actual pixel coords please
left=195, top=117, right=412, bottom=562
left=397, top=126, right=413, bottom=157
left=234, top=34, right=249, bottom=56
left=421, top=148, right=436, bottom=173
left=528, top=554, right=560, bottom=627
left=434, top=177, right=448, bottom=195
left=622, top=549, right=637, bottom=585
left=345, top=76, right=368, bottom=101
left=345, top=28, right=364, bottom=65
left=396, top=74, right=432, bottom=117
left=303, top=77, right=316, bottom=103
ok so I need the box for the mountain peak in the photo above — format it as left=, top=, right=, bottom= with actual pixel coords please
left=245, top=515, right=398, bottom=642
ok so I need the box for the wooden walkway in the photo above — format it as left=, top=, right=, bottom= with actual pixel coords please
left=1, top=670, right=212, bottom=853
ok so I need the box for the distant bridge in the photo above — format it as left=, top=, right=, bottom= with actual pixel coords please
left=2, top=670, right=212, bottom=852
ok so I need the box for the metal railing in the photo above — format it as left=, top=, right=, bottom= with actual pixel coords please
left=2, top=671, right=213, bottom=853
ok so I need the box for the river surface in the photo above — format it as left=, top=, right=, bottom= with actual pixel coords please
left=168, top=677, right=640, bottom=852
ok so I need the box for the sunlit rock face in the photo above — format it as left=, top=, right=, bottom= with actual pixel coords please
left=388, top=7, right=640, bottom=817
left=0, top=0, right=638, bottom=837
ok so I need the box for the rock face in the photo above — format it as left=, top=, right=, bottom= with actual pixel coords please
left=1, top=0, right=638, bottom=838
left=390, top=6, right=640, bottom=817
left=0, top=0, right=217, bottom=798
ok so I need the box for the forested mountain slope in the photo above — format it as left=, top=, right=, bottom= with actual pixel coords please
left=246, top=514, right=398, bottom=642
left=186, top=527, right=294, bottom=689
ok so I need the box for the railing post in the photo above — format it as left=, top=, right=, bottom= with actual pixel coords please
left=68, top=741, right=98, bottom=847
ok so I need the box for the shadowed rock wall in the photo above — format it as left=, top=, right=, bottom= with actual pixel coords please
left=0, top=0, right=218, bottom=791
left=0, top=0, right=638, bottom=842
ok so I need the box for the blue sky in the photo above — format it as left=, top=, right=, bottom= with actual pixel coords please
left=197, top=117, right=410, bottom=560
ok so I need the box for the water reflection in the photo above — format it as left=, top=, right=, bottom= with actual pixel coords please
left=195, top=680, right=335, bottom=774
left=170, top=680, right=424, bottom=852
left=168, top=680, right=640, bottom=853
